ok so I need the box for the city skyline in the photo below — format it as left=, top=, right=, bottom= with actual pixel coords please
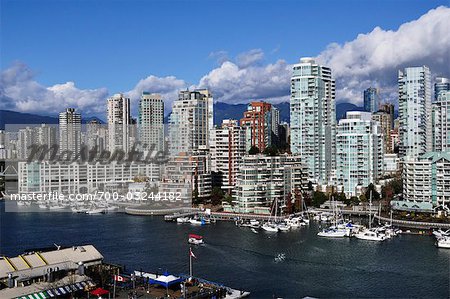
left=1, top=1, right=449, bottom=118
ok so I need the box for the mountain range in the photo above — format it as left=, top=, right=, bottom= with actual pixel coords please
left=1, top=102, right=374, bottom=130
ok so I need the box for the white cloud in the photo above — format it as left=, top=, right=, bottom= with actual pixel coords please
left=125, top=75, right=187, bottom=114
left=1, top=62, right=108, bottom=116
left=317, top=5, right=450, bottom=104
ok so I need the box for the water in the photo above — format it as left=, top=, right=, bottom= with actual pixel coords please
left=1, top=205, right=449, bottom=298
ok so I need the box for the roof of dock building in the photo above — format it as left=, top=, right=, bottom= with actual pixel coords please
left=0, top=245, right=103, bottom=280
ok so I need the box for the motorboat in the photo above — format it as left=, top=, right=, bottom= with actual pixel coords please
left=189, top=218, right=208, bottom=225
left=176, top=217, right=190, bottom=223
left=433, top=229, right=450, bottom=238
left=85, top=208, right=106, bottom=214
left=188, top=234, right=204, bottom=245
left=277, top=223, right=291, bottom=232
left=251, top=228, right=258, bottom=234
left=355, top=228, right=386, bottom=241
left=317, top=227, right=347, bottom=238
left=249, top=219, right=260, bottom=228
left=436, top=236, right=450, bottom=249
left=38, top=203, right=48, bottom=209
left=262, top=222, right=279, bottom=232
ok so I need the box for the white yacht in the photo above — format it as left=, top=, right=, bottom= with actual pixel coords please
left=262, top=222, right=279, bottom=232
left=176, top=217, right=190, bottom=223
left=318, top=227, right=347, bottom=238
left=436, top=237, right=450, bottom=249
left=355, top=228, right=386, bottom=241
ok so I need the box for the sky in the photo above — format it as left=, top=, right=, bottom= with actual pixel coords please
left=1, top=0, right=449, bottom=118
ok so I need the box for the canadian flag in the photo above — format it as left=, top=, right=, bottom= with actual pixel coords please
left=189, top=248, right=196, bottom=259
left=114, top=275, right=126, bottom=282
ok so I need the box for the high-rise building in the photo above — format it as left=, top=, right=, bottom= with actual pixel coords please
left=107, top=93, right=131, bottom=153
left=335, top=112, right=383, bottom=197
left=210, top=119, right=247, bottom=194
left=86, top=120, right=108, bottom=153
left=169, top=90, right=213, bottom=156
left=363, top=87, right=380, bottom=113
left=379, top=103, right=395, bottom=130
left=434, top=77, right=450, bottom=100
left=290, top=57, right=336, bottom=184
left=234, top=154, right=307, bottom=214
left=432, top=91, right=450, bottom=152
left=372, top=111, right=392, bottom=154
left=59, top=108, right=82, bottom=154
left=240, top=102, right=275, bottom=152
left=398, top=66, right=432, bottom=158
left=138, top=92, right=165, bottom=153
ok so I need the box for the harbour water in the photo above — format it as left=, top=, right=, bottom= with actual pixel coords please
left=1, top=204, right=449, bottom=298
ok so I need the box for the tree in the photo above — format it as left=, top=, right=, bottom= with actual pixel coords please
left=263, top=145, right=280, bottom=156
left=364, top=183, right=380, bottom=201
left=210, top=186, right=224, bottom=206
left=248, top=146, right=260, bottom=155
left=312, top=191, right=327, bottom=207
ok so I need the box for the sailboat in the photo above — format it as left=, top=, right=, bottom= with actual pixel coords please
left=317, top=197, right=346, bottom=238
left=262, top=198, right=281, bottom=232
left=355, top=191, right=386, bottom=242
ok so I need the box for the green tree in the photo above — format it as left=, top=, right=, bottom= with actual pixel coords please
left=263, top=145, right=280, bottom=156
left=364, top=183, right=380, bottom=201
left=248, top=146, right=260, bottom=155
left=312, top=191, right=327, bottom=207
left=210, top=186, right=224, bottom=206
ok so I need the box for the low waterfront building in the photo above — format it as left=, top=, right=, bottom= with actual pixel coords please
left=401, top=152, right=450, bottom=209
left=335, top=112, right=384, bottom=197
left=233, top=154, right=307, bottom=214
left=0, top=245, right=102, bottom=298
left=18, top=161, right=161, bottom=195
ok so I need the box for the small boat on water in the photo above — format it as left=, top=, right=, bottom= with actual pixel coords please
left=433, top=229, right=450, bottom=238
left=355, top=228, right=386, bottom=241
left=436, top=236, right=450, bottom=248
left=262, top=222, right=279, bottom=232
left=48, top=205, right=65, bottom=210
left=251, top=228, right=258, bottom=234
left=318, top=227, right=347, bottom=238
left=188, top=234, right=204, bottom=245
left=177, top=217, right=190, bottom=223
left=274, top=253, right=286, bottom=263
left=38, top=203, right=48, bottom=209
left=277, top=223, right=291, bottom=232
left=86, top=208, right=106, bottom=214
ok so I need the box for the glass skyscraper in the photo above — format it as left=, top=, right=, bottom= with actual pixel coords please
left=290, top=57, right=336, bottom=185
left=363, top=87, right=380, bottom=113
left=398, top=66, right=432, bottom=158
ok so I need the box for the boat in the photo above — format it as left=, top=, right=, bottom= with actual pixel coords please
left=38, top=203, right=48, bottom=209
left=277, top=223, right=291, bottom=232
left=317, top=199, right=347, bottom=238
left=274, top=253, right=286, bottom=263
left=251, top=228, right=258, bottom=234
left=318, top=227, right=347, bottom=238
left=188, top=234, right=204, bottom=245
left=249, top=219, right=260, bottom=229
left=354, top=191, right=386, bottom=242
left=86, top=208, right=106, bottom=214
left=177, top=217, right=190, bottom=223
left=433, top=229, right=450, bottom=238
left=355, top=229, right=387, bottom=241
left=436, top=236, right=450, bottom=249
left=262, top=222, right=279, bottom=232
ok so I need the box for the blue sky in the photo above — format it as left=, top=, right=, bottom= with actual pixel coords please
left=1, top=0, right=449, bottom=116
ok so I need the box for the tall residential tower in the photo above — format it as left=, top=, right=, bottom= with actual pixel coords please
left=290, top=57, right=336, bottom=184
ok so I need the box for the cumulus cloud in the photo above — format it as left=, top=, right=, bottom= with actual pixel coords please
left=0, top=62, right=109, bottom=116
left=317, top=5, right=450, bottom=104
left=197, top=58, right=290, bottom=103
left=125, top=75, right=187, bottom=114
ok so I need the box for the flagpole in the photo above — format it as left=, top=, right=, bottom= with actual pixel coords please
left=113, top=272, right=117, bottom=298
left=189, top=246, right=192, bottom=277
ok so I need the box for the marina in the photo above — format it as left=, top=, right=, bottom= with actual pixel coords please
left=1, top=202, right=449, bottom=298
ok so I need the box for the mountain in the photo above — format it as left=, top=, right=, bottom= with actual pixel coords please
left=335, top=103, right=365, bottom=121
left=0, top=110, right=104, bottom=130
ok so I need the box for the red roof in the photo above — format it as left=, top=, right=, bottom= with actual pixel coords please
left=90, top=288, right=109, bottom=296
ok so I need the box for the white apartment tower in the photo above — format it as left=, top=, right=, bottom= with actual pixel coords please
left=290, top=57, right=336, bottom=184
left=138, top=92, right=165, bottom=153
left=107, top=93, right=131, bottom=153
left=210, top=119, right=247, bottom=194
left=336, top=112, right=384, bottom=197
left=432, top=90, right=450, bottom=153
left=59, top=108, right=82, bottom=154
left=398, top=66, right=432, bottom=158
left=169, top=89, right=213, bottom=156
